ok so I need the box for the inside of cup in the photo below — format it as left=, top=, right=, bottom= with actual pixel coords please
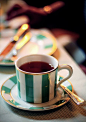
left=16, top=54, right=58, bottom=73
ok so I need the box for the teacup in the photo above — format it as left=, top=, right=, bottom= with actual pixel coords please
left=15, top=54, right=73, bottom=103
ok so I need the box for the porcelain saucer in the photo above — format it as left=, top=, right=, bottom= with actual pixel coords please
left=1, top=75, right=73, bottom=111
left=0, top=29, right=57, bottom=66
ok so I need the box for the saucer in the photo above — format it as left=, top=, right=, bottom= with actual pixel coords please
left=1, top=75, right=73, bottom=111
left=0, top=29, right=57, bottom=66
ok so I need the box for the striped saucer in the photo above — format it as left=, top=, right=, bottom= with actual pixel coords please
left=1, top=75, right=73, bottom=111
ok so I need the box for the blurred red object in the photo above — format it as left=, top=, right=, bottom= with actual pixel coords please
left=79, top=65, right=86, bottom=74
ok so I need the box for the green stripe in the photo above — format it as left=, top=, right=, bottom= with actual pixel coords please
left=25, top=74, right=34, bottom=103
left=10, top=75, right=17, bottom=84
left=18, top=89, right=21, bottom=98
left=29, top=107, right=44, bottom=110
left=26, top=96, right=34, bottom=103
left=17, top=79, right=21, bottom=98
left=15, top=29, right=18, bottom=34
left=67, top=85, right=72, bottom=91
left=25, top=74, right=33, bottom=87
left=26, top=86, right=33, bottom=98
left=36, top=34, right=46, bottom=39
left=64, top=85, right=72, bottom=94
left=8, top=100, right=20, bottom=106
left=16, top=69, right=19, bottom=80
left=2, top=86, right=11, bottom=94
left=16, top=69, right=21, bottom=98
left=59, top=76, right=72, bottom=94
left=42, top=74, right=49, bottom=103
left=44, top=44, right=53, bottom=49
left=1, top=59, right=14, bottom=63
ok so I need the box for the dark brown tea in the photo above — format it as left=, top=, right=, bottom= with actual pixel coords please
left=19, top=61, right=54, bottom=73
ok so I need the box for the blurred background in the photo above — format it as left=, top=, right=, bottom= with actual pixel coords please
left=0, top=0, right=86, bottom=74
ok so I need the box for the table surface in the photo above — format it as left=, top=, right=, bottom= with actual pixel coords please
left=0, top=29, right=86, bottom=122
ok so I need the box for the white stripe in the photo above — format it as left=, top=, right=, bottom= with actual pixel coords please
left=19, top=72, right=26, bottom=101
left=11, top=85, right=33, bottom=108
left=4, top=79, right=15, bottom=89
left=62, top=80, right=70, bottom=87
left=33, top=75, right=42, bottom=103
left=49, top=71, right=55, bottom=101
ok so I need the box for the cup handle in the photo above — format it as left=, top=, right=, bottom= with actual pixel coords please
left=57, top=64, right=73, bottom=88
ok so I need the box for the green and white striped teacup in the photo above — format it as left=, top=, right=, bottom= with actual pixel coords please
left=15, top=54, right=73, bottom=103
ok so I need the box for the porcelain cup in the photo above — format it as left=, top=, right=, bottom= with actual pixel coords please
left=15, top=54, right=73, bottom=103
